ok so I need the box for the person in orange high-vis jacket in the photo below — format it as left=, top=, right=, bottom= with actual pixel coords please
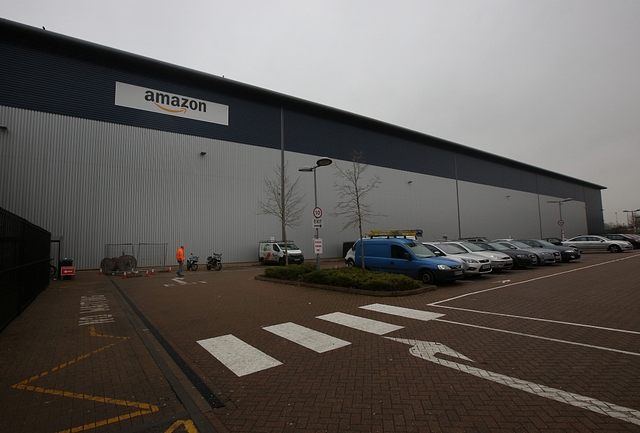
left=176, top=245, right=185, bottom=277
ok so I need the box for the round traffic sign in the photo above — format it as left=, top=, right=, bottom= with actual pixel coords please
left=313, top=207, right=322, bottom=218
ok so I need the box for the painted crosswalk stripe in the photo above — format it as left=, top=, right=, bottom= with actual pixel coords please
left=317, top=312, right=403, bottom=335
left=263, top=322, right=351, bottom=353
left=197, top=334, right=282, bottom=377
left=360, top=304, right=445, bottom=321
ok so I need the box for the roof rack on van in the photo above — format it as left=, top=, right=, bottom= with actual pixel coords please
left=365, top=229, right=423, bottom=238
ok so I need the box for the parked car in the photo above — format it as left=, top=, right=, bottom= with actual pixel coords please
left=457, top=237, right=490, bottom=243
left=601, top=233, right=640, bottom=249
left=423, top=242, right=492, bottom=276
left=517, top=239, right=581, bottom=262
left=471, top=241, right=538, bottom=269
left=352, top=238, right=464, bottom=284
left=493, top=239, right=560, bottom=265
left=444, top=242, right=513, bottom=271
left=562, top=235, right=632, bottom=253
left=259, top=240, right=304, bottom=265
left=542, top=237, right=564, bottom=246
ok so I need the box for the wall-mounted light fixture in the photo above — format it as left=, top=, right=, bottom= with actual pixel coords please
left=407, top=180, right=413, bottom=184
left=200, top=151, right=207, bottom=156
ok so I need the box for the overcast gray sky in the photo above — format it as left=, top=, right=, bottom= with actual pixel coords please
left=3, top=0, right=639, bottom=226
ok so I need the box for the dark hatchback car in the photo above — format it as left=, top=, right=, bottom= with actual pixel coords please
left=601, top=233, right=640, bottom=249
left=518, top=239, right=581, bottom=262
left=472, top=241, right=538, bottom=269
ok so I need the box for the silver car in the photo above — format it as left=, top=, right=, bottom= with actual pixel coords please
left=494, top=239, right=560, bottom=265
left=563, top=235, right=632, bottom=253
left=423, top=242, right=492, bottom=276
left=444, top=242, right=513, bottom=271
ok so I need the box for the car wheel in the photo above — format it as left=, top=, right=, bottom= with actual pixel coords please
left=608, top=245, right=621, bottom=253
left=346, top=259, right=354, bottom=267
left=419, top=270, right=435, bottom=285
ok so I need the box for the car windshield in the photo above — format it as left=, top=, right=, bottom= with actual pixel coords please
left=487, top=242, right=509, bottom=251
left=438, top=244, right=467, bottom=254
left=536, top=240, right=555, bottom=247
left=459, top=242, right=483, bottom=252
left=406, top=242, right=436, bottom=258
left=472, top=243, right=494, bottom=251
left=277, top=242, right=299, bottom=250
left=509, top=240, right=532, bottom=249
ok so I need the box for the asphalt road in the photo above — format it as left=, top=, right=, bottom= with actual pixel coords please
left=2, top=252, right=639, bottom=432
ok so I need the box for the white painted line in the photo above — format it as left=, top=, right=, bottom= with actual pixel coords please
left=317, top=312, right=403, bottom=335
left=197, top=334, right=282, bottom=377
left=78, top=314, right=114, bottom=325
left=360, top=304, right=445, bottom=321
left=432, top=305, right=640, bottom=336
left=263, top=322, right=351, bottom=353
left=434, top=318, right=640, bottom=357
left=429, top=253, right=640, bottom=306
left=172, top=278, right=188, bottom=285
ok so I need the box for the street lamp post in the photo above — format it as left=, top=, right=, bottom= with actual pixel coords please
left=623, top=209, right=640, bottom=233
left=299, top=157, right=333, bottom=269
left=547, top=198, right=572, bottom=240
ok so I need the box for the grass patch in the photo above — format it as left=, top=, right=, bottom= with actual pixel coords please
left=263, top=265, right=421, bottom=292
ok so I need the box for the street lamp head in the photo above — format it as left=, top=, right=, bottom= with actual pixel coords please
left=298, top=166, right=314, bottom=172
left=316, top=157, right=333, bottom=167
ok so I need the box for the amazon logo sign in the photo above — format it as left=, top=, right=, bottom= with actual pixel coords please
left=114, top=82, right=229, bottom=126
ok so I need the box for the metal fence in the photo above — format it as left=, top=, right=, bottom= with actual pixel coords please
left=0, top=207, right=50, bottom=333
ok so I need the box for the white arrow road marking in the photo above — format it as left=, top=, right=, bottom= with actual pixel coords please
left=172, top=278, right=188, bottom=285
left=263, top=322, right=351, bottom=353
left=197, top=334, right=282, bottom=377
left=387, top=338, right=640, bottom=427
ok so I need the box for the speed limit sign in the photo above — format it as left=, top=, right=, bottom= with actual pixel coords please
left=313, top=207, right=323, bottom=218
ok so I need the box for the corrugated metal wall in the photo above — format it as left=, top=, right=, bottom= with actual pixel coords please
left=0, top=105, right=595, bottom=270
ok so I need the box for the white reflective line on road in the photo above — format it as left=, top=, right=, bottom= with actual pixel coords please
left=263, top=322, right=351, bottom=353
left=197, top=334, right=282, bottom=377
left=317, top=312, right=403, bottom=335
left=360, top=304, right=445, bottom=321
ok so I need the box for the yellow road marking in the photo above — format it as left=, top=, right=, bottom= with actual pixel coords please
left=10, top=325, right=159, bottom=433
left=166, top=419, right=199, bottom=433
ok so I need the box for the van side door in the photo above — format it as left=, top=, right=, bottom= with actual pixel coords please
left=386, top=244, right=415, bottom=275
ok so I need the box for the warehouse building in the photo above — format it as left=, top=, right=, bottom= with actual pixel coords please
left=0, top=19, right=605, bottom=270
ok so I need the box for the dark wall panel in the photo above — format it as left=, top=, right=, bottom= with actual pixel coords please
left=0, top=42, right=282, bottom=150
left=284, top=110, right=457, bottom=179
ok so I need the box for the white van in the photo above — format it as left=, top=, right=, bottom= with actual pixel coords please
left=258, top=240, right=305, bottom=265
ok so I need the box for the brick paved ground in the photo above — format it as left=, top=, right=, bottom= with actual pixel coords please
left=1, top=252, right=639, bottom=432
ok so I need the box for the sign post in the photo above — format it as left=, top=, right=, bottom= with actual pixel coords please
left=312, top=207, right=323, bottom=268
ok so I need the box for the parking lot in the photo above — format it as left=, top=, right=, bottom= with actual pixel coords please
left=1, top=251, right=640, bottom=432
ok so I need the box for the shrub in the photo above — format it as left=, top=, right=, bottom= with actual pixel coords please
left=263, top=263, right=316, bottom=281
left=264, top=266, right=421, bottom=292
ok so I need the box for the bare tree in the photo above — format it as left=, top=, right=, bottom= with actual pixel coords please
left=331, top=151, right=382, bottom=269
left=257, top=161, right=306, bottom=265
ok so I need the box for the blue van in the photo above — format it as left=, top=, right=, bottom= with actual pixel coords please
left=353, top=238, right=464, bottom=284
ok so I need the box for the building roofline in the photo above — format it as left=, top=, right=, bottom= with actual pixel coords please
left=0, top=18, right=606, bottom=191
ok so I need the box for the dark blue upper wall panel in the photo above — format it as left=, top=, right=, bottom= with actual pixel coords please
left=0, top=41, right=282, bottom=150
left=283, top=110, right=457, bottom=179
